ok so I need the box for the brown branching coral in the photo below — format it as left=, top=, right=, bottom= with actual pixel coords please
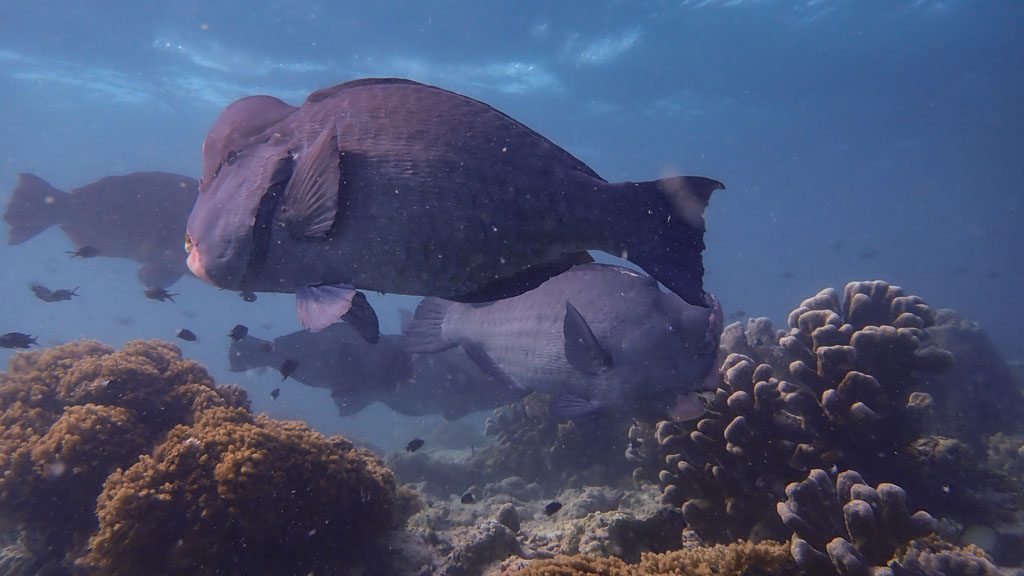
left=505, top=540, right=794, bottom=576
left=80, top=406, right=399, bottom=576
left=643, top=281, right=1024, bottom=543
left=0, top=340, right=247, bottom=566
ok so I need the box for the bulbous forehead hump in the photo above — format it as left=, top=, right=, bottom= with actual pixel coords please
left=206, top=95, right=296, bottom=150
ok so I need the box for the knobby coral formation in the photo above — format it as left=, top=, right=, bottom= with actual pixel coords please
left=0, top=340, right=400, bottom=575
left=777, top=469, right=1005, bottom=576
left=642, top=281, right=1023, bottom=543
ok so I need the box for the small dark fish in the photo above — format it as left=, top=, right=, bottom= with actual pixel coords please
left=240, top=290, right=257, bottom=303
left=176, top=329, right=197, bottom=342
left=31, top=284, right=78, bottom=302
left=781, top=271, right=795, bottom=280
left=544, top=501, right=562, bottom=516
left=30, top=284, right=52, bottom=300
left=0, top=332, right=37, bottom=349
left=182, top=309, right=197, bottom=319
left=859, top=248, right=878, bottom=260
left=228, top=324, right=249, bottom=341
left=279, top=358, right=298, bottom=380
left=67, top=246, right=100, bottom=258
left=461, top=492, right=475, bottom=504
left=270, top=387, right=280, bottom=400
left=46, top=287, right=79, bottom=302
left=405, top=438, right=425, bottom=452
left=727, top=310, right=746, bottom=320
left=144, top=287, right=177, bottom=302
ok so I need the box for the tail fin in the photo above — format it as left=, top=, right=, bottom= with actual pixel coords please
left=4, top=173, right=69, bottom=244
left=616, top=175, right=724, bottom=308
left=228, top=336, right=273, bottom=372
left=404, top=298, right=458, bottom=353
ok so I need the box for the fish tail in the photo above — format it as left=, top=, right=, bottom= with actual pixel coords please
left=228, top=336, right=271, bottom=372
left=611, top=176, right=724, bottom=308
left=404, top=297, right=458, bottom=353
left=4, top=173, right=70, bottom=244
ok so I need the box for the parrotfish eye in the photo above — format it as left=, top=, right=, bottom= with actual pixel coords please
left=184, top=234, right=194, bottom=254
left=224, top=149, right=239, bottom=166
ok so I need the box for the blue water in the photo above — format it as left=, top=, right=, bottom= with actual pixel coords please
left=0, top=0, right=1021, bottom=451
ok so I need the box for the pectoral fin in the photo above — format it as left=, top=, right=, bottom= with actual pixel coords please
left=296, top=284, right=380, bottom=343
left=280, top=126, right=341, bottom=239
left=563, top=301, right=612, bottom=375
left=462, top=341, right=520, bottom=391
left=552, top=394, right=602, bottom=419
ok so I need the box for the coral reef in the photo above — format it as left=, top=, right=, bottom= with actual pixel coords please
left=0, top=340, right=400, bottom=575
left=645, top=281, right=1024, bottom=542
left=80, top=406, right=399, bottom=575
left=503, top=540, right=794, bottom=576
left=777, top=469, right=1010, bottom=576
left=480, top=393, right=633, bottom=489
left=0, top=340, right=246, bottom=567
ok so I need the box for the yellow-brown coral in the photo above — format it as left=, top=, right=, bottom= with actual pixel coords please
left=507, top=540, right=794, bottom=576
left=80, top=406, right=399, bottom=576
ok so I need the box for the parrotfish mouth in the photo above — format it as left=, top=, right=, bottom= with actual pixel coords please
left=186, top=245, right=212, bottom=284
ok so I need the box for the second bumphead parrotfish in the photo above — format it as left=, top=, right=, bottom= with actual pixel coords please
left=406, top=263, right=723, bottom=421
left=184, top=78, right=722, bottom=341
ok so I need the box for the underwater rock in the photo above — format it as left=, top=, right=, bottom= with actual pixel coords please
left=439, top=520, right=525, bottom=576
left=924, top=309, right=1024, bottom=441
left=987, top=433, right=1024, bottom=480
left=495, top=503, right=522, bottom=533
left=895, top=535, right=1008, bottom=576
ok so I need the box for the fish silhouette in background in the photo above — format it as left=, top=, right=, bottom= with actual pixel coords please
left=5, top=172, right=198, bottom=292
left=185, top=78, right=722, bottom=342
left=228, top=321, right=520, bottom=419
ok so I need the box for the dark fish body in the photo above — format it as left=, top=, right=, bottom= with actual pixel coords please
left=270, top=387, right=280, bottom=400
left=5, top=172, right=198, bottom=289
left=461, top=492, right=475, bottom=504
left=175, top=329, right=197, bottom=341
left=405, top=438, right=425, bottom=452
left=406, top=263, right=723, bottom=420
left=67, top=246, right=99, bottom=258
left=187, top=78, right=722, bottom=335
left=0, top=332, right=37, bottom=349
left=279, top=358, right=298, bottom=380
left=144, top=287, right=177, bottom=302
left=544, top=502, right=562, bottom=516
left=227, top=323, right=515, bottom=418
left=31, top=284, right=78, bottom=302
left=240, top=290, right=257, bottom=302
left=229, top=324, right=249, bottom=341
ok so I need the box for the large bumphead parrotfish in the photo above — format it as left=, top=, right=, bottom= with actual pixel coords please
left=228, top=322, right=521, bottom=419
left=186, top=78, right=723, bottom=342
left=5, top=172, right=198, bottom=289
left=405, top=263, right=724, bottom=420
